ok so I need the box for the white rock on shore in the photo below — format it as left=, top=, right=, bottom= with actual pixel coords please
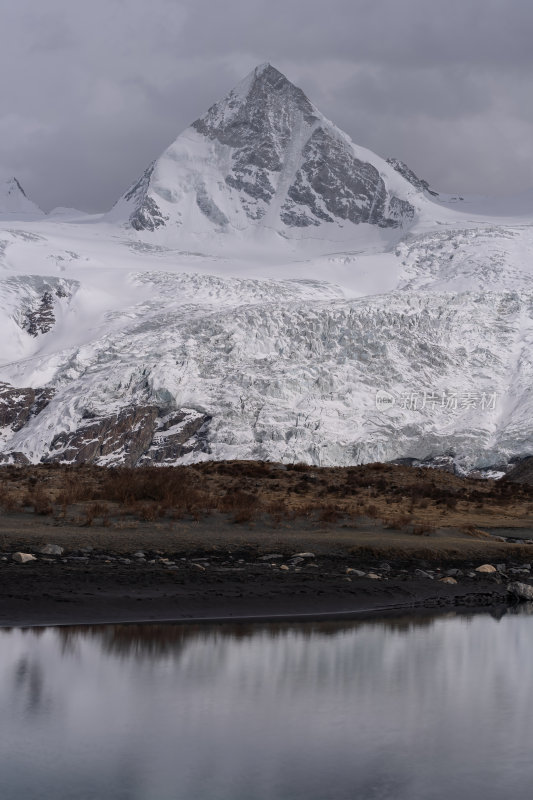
left=12, top=552, right=36, bottom=564
left=508, top=581, right=533, bottom=601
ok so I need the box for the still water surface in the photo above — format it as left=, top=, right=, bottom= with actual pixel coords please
left=1, top=611, right=533, bottom=799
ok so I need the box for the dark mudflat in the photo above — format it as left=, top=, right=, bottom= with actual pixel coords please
left=0, top=553, right=511, bottom=628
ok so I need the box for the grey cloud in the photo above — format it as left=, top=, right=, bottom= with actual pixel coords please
left=1, top=0, right=533, bottom=209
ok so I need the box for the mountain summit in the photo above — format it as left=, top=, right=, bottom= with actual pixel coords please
left=110, top=64, right=417, bottom=239
left=0, top=177, right=43, bottom=217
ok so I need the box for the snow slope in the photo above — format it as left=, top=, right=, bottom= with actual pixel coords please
left=1, top=65, right=533, bottom=470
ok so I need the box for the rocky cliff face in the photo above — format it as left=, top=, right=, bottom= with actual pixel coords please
left=0, top=383, right=55, bottom=464
left=0, top=381, right=210, bottom=467
left=110, top=64, right=416, bottom=238
left=0, top=382, right=54, bottom=432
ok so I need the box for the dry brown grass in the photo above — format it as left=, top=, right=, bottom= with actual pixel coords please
left=0, top=460, right=532, bottom=535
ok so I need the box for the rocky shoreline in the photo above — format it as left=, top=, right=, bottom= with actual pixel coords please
left=2, top=461, right=533, bottom=627
left=2, top=541, right=530, bottom=627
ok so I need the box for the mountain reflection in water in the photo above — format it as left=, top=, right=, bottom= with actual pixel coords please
left=0, top=609, right=531, bottom=800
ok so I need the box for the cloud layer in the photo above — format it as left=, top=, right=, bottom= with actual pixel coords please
left=2, top=0, right=533, bottom=211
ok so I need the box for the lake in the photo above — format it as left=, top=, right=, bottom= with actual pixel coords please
left=1, top=609, right=532, bottom=799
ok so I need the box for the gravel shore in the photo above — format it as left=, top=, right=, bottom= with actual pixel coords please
left=0, top=539, right=519, bottom=627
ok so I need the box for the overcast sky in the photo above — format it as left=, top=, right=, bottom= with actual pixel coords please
left=2, top=0, right=533, bottom=212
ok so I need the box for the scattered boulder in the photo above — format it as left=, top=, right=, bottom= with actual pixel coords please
left=475, top=564, right=497, bottom=574
left=260, top=553, right=283, bottom=561
left=346, top=568, right=366, bottom=577
left=12, top=552, right=37, bottom=564
left=280, top=564, right=289, bottom=571
left=508, top=581, right=533, bottom=602
left=439, top=577, right=457, bottom=585
left=366, top=572, right=380, bottom=580
left=292, top=552, right=315, bottom=559
left=414, top=569, right=433, bottom=579
left=40, top=544, right=64, bottom=556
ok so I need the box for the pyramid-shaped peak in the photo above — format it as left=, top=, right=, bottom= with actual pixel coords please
left=5, top=176, right=27, bottom=196
left=112, top=63, right=417, bottom=235
left=0, top=176, right=44, bottom=216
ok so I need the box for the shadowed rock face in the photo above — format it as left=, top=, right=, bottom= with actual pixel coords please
left=0, top=383, right=54, bottom=431
left=45, top=406, right=211, bottom=467
left=139, top=409, right=212, bottom=465
left=194, top=64, right=319, bottom=148
left=24, top=292, right=55, bottom=336
left=124, top=165, right=169, bottom=232
left=386, top=158, right=439, bottom=197
left=502, top=456, right=533, bottom=485
left=282, top=128, right=414, bottom=228
left=193, top=64, right=319, bottom=220
left=0, top=381, right=211, bottom=467
left=47, top=406, right=160, bottom=466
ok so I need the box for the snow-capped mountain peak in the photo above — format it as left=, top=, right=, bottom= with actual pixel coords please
left=3, top=65, right=533, bottom=473
left=109, top=64, right=417, bottom=240
left=0, top=177, right=44, bottom=218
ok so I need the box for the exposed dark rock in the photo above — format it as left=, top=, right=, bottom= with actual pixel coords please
left=193, top=64, right=318, bottom=221
left=0, top=382, right=54, bottom=431
left=24, top=291, right=55, bottom=336
left=386, top=157, right=440, bottom=196
left=123, top=164, right=169, bottom=232
left=502, top=456, right=533, bottom=485
left=281, top=128, right=414, bottom=229
left=196, top=184, right=229, bottom=226
left=139, top=409, right=211, bottom=464
left=22, top=284, right=70, bottom=337
left=130, top=196, right=168, bottom=232
left=46, top=405, right=160, bottom=466
left=45, top=405, right=211, bottom=466
left=0, top=451, right=30, bottom=466
left=0, top=375, right=211, bottom=467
